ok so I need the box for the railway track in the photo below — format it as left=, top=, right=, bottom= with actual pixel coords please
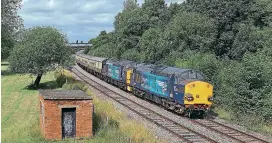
left=191, top=119, right=270, bottom=143
left=72, top=66, right=217, bottom=143
left=72, top=65, right=270, bottom=143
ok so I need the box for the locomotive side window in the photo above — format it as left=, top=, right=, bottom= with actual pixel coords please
left=174, top=76, right=178, bottom=84
left=136, top=73, right=141, bottom=83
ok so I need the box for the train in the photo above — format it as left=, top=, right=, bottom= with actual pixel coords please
left=75, top=51, right=213, bottom=118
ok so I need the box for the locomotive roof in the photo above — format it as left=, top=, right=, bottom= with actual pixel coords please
left=106, top=59, right=135, bottom=66
left=159, top=67, right=191, bottom=75
left=106, top=59, right=137, bottom=68
left=135, top=64, right=203, bottom=79
left=106, top=59, right=118, bottom=64
left=118, top=60, right=135, bottom=66
left=135, top=64, right=159, bottom=72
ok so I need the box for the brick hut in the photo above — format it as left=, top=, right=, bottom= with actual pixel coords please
left=39, top=90, right=93, bottom=140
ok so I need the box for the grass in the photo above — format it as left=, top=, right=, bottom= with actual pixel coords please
left=1, top=63, right=163, bottom=143
left=1, top=62, right=59, bottom=143
left=214, top=107, right=272, bottom=136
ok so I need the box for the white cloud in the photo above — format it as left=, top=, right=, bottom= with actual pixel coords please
left=83, top=1, right=108, bottom=12
left=19, top=0, right=185, bottom=42
left=48, top=0, right=55, bottom=8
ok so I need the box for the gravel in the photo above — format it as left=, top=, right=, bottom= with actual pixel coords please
left=72, top=65, right=272, bottom=143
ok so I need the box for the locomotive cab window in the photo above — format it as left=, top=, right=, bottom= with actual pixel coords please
left=196, top=72, right=204, bottom=80
left=181, top=72, right=189, bottom=80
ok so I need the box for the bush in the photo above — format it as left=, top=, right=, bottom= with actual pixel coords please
left=55, top=75, right=66, bottom=87
left=54, top=70, right=77, bottom=87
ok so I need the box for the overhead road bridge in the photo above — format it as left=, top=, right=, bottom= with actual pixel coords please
left=65, top=43, right=92, bottom=52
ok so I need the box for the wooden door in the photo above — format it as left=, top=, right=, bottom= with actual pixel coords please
left=62, top=108, right=76, bottom=139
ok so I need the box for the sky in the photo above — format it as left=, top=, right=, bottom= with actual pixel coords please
left=19, top=0, right=184, bottom=43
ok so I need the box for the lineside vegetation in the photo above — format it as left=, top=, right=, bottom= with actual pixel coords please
left=86, top=0, right=272, bottom=134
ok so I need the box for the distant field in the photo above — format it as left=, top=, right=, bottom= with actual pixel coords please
left=1, top=63, right=161, bottom=143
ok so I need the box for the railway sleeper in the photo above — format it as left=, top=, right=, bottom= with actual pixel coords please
left=176, top=131, right=191, bottom=135
left=181, top=134, right=197, bottom=138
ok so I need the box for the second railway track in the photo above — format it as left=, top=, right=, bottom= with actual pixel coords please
left=191, top=119, right=270, bottom=143
left=71, top=65, right=271, bottom=143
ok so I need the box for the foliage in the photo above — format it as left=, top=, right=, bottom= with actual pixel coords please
left=185, top=0, right=272, bottom=58
left=165, top=12, right=217, bottom=52
left=1, top=0, right=24, bottom=60
left=123, top=0, right=138, bottom=11
left=8, top=26, right=72, bottom=87
left=139, top=28, right=163, bottom=63
left=88, top=0, right=272, bottom=132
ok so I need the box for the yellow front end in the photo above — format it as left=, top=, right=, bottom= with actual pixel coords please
left=126, top=69, right=133, bottom=91
left=184, top=81, right=213, bottom=110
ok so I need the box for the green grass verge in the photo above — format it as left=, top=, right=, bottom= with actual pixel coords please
left=1, top=62, right=59, bottom=143
left=214, top=107, right=272, bottom=135
left=1, top=63, right=163, bottom=143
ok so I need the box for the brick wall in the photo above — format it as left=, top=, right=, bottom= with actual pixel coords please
left=39, top=96, right=93, bottom=140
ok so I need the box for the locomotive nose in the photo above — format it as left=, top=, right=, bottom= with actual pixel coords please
left=184, top=81, right=213, bottom=105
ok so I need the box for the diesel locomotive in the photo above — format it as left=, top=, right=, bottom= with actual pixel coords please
left=76, top=51, right=213, bottom=118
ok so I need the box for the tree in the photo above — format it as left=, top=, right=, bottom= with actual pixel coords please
left=139, top=28, right=163, bottom=63
left=8, top=27, right=72, bottom=88
left=142, top=0, right=170, bottom=27
left=1, top=0, right=24, bottom=60
left=166, top=12, right=217, bottom=52
left=185, top=0, right=272, bottom=58
left=123, top=0, right=138, bottom=11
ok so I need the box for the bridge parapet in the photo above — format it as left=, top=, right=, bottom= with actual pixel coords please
left=65, top=43, right=92, bottom=52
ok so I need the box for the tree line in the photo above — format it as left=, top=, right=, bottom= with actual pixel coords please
left=87, top=0, right=272, bottom=127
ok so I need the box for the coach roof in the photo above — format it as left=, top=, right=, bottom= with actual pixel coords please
left=77, top=53, right=108, bottom=62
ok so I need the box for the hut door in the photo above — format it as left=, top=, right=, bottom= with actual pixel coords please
left=62, top=108, right=76, bottom=138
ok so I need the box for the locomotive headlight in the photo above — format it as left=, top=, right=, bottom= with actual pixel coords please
left=208, top=96, right=213, bottom=102
left=185, top=94, right=194, bottom=101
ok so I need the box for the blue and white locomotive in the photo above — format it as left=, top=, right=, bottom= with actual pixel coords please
left=76, top=51, right=213, bottom=117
